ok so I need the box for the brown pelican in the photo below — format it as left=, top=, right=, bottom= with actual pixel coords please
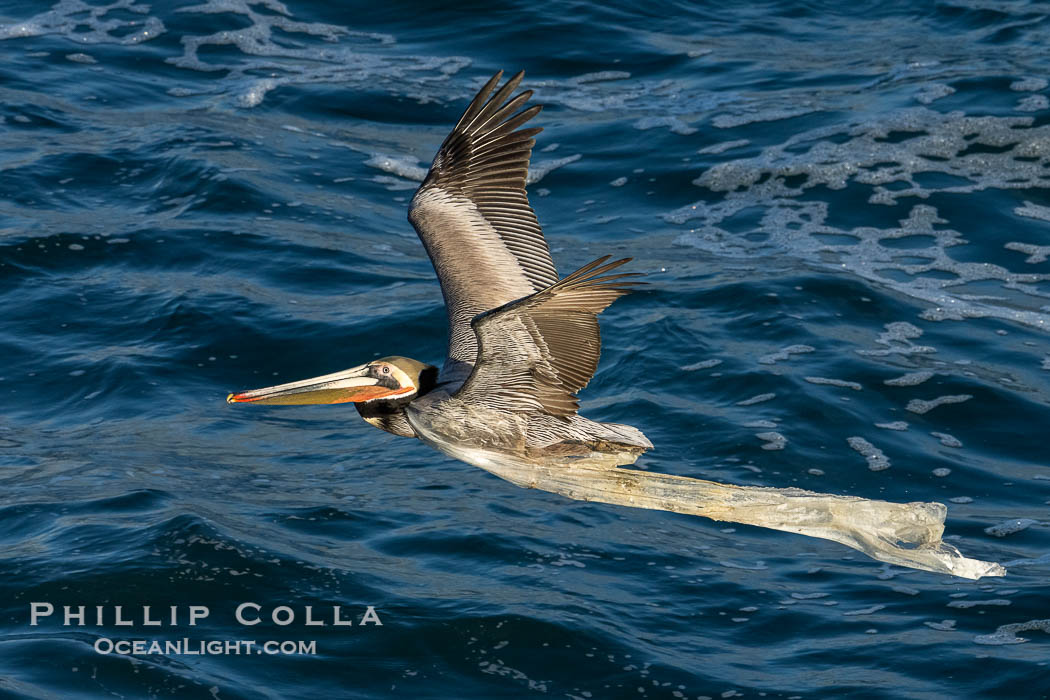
left=222, top=72, right=1013, bottom=581
left=228, top=70, right=652, bottom=472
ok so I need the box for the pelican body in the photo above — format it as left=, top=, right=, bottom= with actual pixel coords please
left=229, top=71, right=652, bottom=473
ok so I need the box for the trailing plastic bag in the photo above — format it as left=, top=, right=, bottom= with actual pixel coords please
left=480, top=457, right=1006, bottom=580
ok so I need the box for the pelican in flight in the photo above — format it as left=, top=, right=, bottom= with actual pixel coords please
left=223, top=73, right=1012, bottom=581
left=228, top=70, right=652, bottom=472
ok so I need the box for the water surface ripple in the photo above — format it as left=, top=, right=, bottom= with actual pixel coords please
left=1, top=1, right=1049, bottom=698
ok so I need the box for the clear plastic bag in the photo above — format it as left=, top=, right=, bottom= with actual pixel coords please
left=482, top=457, right=1005, bottom=580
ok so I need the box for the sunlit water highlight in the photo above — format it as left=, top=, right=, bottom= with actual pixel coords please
left=1, top=1, right=1049, bottom=697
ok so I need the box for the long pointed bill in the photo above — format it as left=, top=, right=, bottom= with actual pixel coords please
left=227, top=364, right=400, bottom=405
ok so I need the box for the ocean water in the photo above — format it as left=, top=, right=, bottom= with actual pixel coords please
left=2, top=0, right=1049, bottom=697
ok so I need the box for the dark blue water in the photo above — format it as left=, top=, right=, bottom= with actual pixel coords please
left=2, top=1, right=1049, bottom=697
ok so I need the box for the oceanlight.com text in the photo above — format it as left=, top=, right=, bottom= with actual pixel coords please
left=93, top=638, right=318, bottom=656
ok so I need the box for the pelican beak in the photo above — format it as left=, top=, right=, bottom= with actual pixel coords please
left=227, top=363, right=400, bottom=405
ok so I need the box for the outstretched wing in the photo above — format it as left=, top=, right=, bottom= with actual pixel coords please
left=408, top=70, right=558, bottom=377
left=454, top=257, right=643, bottom=417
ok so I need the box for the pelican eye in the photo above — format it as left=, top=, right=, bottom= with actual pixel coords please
left=381, top=365, right=391, bottom=375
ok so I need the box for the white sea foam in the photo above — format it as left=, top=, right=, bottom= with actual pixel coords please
left=1004, top=241, right=1050, bottom=264
left=736, top=393, right=776, bottom=406
left=525, top=72, right=725, bottom=116
left=1010, top=77, right=1048, bottom=92
left=371, top=175, right=418, bottom=192
left=758, top=344, right=814, bottom=365
left=947, top=599, right=1011, bottom=609
left=713, top=107, right=821, bottom=129
left=925, top=619, right=956, bottom=631
left=526, top=155, right=582, bottom=185
left=847, top=437, right=890, bottom=471
left=984, top=518, right=1038, bottom=538
left=720, top=560, right=768, bottom=570
left=164, top=0, right=466, bottom=108
left=974, top=619, right=1050, bottom=646
left=756, top=432, right=786, bottom=450
left=667, top=107, right=1050, bottom=330
left=633, top=116, right=698, bottom=136
left=916, top=83, right=955, bottom=104
left=364, top=155, right=428, bottom=183
left=931, top=432, right=962, bottom=448
left=363, top=152, right=580, bottom=188
left=884, top=370, right=935, bottom=387
left=804, top=376, right=862, bottom=390
left=1013, top=200, right=1050, bottom=223
left=572, top=71, right=631, bottom=84
left=0, top=0, right=165, bottom=44
left=698, top=139, right=750, bottom=155
left=858, top=322, right=936, bottom=358
left=842, top=604, right=886, bottom=616
left=906, top=394, right=972, bottom=415
left=681, top=359, right=722, bottom=371
left=1016, top=95, right=1049, bottom=113
left=239, top=79, right=277, bottom=108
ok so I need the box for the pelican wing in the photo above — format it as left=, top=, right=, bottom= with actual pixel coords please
left=408, top=70, right=559, bottom=375
left=454, top=257, right=642, bottom=417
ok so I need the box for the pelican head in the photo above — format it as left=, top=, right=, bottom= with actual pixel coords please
left=227, top=356, right=438, bottom=437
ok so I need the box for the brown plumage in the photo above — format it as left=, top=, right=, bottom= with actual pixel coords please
left=229, top=70, right=652, bottom=470
left=408, top=70, right=558, bottom=377
left=457, top=256, right=644, bottom=417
